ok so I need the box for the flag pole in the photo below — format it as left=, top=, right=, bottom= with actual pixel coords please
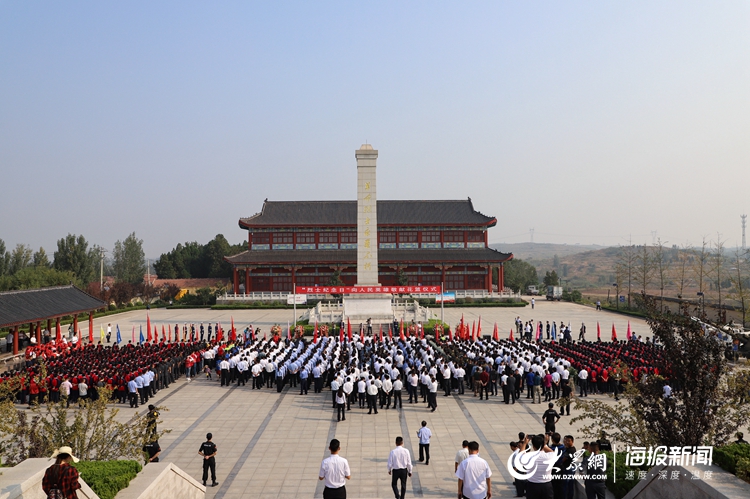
left=292, top=275, right=296, bottom=328
left=440, top=281, right=444, bottom=325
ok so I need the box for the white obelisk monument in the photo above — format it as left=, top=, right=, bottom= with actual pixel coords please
left=356, top=144, right=379, bottom=286
left=343, top=144, right=393, bottom=323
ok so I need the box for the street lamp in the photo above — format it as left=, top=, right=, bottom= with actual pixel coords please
left=697, top=292, right=705, bottom=318
left=612, top=283, right=620, bottom=310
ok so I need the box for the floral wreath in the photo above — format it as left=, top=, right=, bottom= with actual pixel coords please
left=320, top=324, right=329, bottom=336
left=270, top=324, right=282, bottom=336
left=294, top=325, right=305, bottom=338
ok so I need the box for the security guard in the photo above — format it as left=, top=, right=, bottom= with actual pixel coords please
left=142, top=439, right=161, bottom=464
left=198, top=432, right=218, bottom=487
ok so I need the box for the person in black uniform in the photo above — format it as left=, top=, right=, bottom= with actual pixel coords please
left=199, top=432, right=218, bottom=487
left=146, top=404, right=159, bottom=438
left=142, top=439, right=161, bottom=465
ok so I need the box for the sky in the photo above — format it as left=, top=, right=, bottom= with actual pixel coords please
left=1, top=1, right=749, bottom=259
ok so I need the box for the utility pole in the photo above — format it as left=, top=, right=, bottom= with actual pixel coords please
left=99, top=248, right=107, bottom=294
left=742, top=214, right=747, bottom=250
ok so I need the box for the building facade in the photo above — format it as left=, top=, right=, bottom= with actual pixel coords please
left=224, top=199, right=513, bottom=294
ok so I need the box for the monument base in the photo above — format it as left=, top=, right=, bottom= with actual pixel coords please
left=342, top=294, right=394, bottom=323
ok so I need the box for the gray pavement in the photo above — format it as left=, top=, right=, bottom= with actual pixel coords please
left=64, top=300, right=651, bottom=344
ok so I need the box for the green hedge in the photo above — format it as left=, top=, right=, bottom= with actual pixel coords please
left=714, top=444, right=750, bottom=482
left=74, top=460, right=142, bottom=499
left=603, top=451, right=649, bottom=499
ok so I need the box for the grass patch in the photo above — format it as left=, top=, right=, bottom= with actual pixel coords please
left=74, top=460, right=142, bottom=499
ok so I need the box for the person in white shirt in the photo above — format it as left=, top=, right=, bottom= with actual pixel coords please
left=416, top=420, right=432, bottom=465
left=319, top=438, right=350, bottom=499
left=454, top=440, right=470, bottom=472
left=518, top=434, right=554, bottom=498
left=455, top=441, right=491, bottom=499
left=392, top=376, right=403, bottom=409
left=388, top=436, right=413, bottom=499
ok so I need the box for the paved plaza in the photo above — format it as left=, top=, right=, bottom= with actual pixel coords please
left=70, top=301, right=643, bottom=499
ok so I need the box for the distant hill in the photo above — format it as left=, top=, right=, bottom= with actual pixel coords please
left=490, top=242, right=609, bottom=261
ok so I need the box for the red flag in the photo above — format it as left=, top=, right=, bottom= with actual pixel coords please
left=146, top=315, right=152, bottom=342
left=347, top=318, right=352, bottom=341
left=388, top=322, right=393, bottom=340
left=399, top=319, right=405, bottom=341
left=168, top=325, right=171, bottom=342
left=360, top=324, right=364, bottom=343
left=132, top=326, right=135, bottom=344
left=597, top=322, right=601, bottom=340
left=88, top=324, right=93, bottom=344
left=611, top=323, right=617, bottom=342
left=448, top=326, right=453, bottom=342
left=493, top=322, right=499, bottom=341
left=161, top=324, right=166, bottom=342
left=420, top=324, right=424, bottom=340
left=509, top=328, right=514, bottom=342
left=231, top=317, right=237, bottom=342
left=477, top=317, right=482, bottom=340
left=218, top=322, right=223, bottom=341
left=313, top=321, right=318, bottom=343
left=379, top=324, right=383, bottom=342
left=471, top=321, right=476, bottom=341
left=339, top=324, right=344, bottom=343
left=626, top=321, right=632, bottom=340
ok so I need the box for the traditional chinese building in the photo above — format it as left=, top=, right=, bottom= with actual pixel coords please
left=224, top=198, right=513, bottom=294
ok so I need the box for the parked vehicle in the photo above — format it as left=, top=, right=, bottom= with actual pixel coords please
left=527, top=285, right=539, bottom=296
left=546, top=286, right=563, bottom=301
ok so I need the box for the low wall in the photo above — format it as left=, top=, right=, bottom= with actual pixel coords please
left=0, top=458, right=99, bottom=499
left=114, top=462, right=204, bottom=499
left=624, top=463, right=750, bottom=499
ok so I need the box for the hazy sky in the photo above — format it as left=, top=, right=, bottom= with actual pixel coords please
left=2, top=2, right=749, bottom=258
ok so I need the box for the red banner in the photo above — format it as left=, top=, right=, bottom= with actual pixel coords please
left=295, top=285, right=441, bottom=295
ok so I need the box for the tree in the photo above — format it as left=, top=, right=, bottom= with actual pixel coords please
left=32, top=247, right=51, bottom=268
left=53, top=234, right=98, bottom=286
left=0, top=267, right=76, bottom=291
left=692, top=237, right=710, bottom=316
left=652, top=240, right=670, bottom=312
left=542, top=270, right=559, bottom=286
left=674, top=246, right=691, bottom=300
left=8, top=244, right=33, bottom=275
left=0, top=380, right=170, bottom=465
left=502, top=259, right=539, bottom=293
left=571, top=300, right=750, bottom=447
left=615, top=242, right=637, bottom=309
left=728, top=249, right=750, bottom=328
left=112, top=233, right=146, bottom=285
left=203, top=234, right=233, bottom=278
left=0, top=239, right=10, bottom=276
left=634, top=245, right=654, bottom=305
left=712, top=235, right=726, bottom=323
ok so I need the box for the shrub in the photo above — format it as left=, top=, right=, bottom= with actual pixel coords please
left=714, top=443, right=750, bottom=477
left=603, top=451, right=649, bottom=499
left=74, top=460, right=142, bottom=499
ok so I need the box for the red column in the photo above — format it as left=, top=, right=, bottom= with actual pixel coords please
left=487, top=267, right=492, bottom=293
left=73, top=314, right=78, bottom=335
left=484, top=230, right=488, bottom=247
left=36, top=322, right=41, bottom=344
left=89, top=312, right=94, bottom=342
left=233, top=268, right=240, bottom=294
left=13, top=326, right=19, bottom=355
left=245, top=269, right=250, bottom=294
left=498, top=264, right=505, bottom=291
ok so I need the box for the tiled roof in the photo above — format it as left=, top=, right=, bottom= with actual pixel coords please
left=239, top=199, right=496, bottom=228
left=0, top=285, right=106, bottom=329
left=225, top=247, right=512, bottom=265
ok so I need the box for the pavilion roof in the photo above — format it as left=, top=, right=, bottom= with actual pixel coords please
left=0, top=285, right=106, bottom=329
left=239, top=199, right=496, bottom=228
left=224, top=247, right=513, bottom=266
